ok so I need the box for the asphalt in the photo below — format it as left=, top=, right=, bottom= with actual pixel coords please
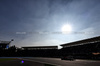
left=22, top=57, right=100, bottom=66
left=0, top=57, right=100, bottom=66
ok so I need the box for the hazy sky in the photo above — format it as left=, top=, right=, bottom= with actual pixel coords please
left=0, top=0, right=100, bottom=48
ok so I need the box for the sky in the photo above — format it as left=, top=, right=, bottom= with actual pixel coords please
left=0, top=0, right=100, bottom=49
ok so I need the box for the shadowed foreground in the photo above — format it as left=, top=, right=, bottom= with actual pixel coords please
left=0, top=59, right=44, bottom=66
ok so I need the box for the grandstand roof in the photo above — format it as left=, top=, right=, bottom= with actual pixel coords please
left=0, top=41, right=11, bottom=45
left=60, top=36, right=100, bottom=47
left=22, top=46, right=58, bottom=49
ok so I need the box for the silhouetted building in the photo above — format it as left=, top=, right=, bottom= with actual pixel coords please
left=22, top=46, right=58, bottom=50
left=0, top=41, right=10, bottom=49
left=61, top=36, right=100, bottom=48
left=60, top=36, right=100, bottom=59
left=21, top=46, right=58, bottom=57
left=0, top=39, right=14, bottom=49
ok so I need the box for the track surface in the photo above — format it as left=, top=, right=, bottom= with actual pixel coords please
left=0, top=57, right=100, bottom=66
left=22, top=57, right=100, bottom=66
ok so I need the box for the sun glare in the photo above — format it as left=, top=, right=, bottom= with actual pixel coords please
left=61, top=24, right=72, bottom=34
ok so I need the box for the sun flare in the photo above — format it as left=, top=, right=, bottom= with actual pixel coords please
left=61, top=24, right=72, bottom=34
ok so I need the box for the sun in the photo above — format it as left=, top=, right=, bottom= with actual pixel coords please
left=61, top=24, right=72, bottom=34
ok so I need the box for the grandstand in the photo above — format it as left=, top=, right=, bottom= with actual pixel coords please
left=0, top=39, right=14, bottom=49
left=22, top=46, right=58, bottom=50
left=61, top=36, right=100, bottom=48
left=60, top=36, right=100, bottom=59
left=20, top=46, right=58, bottom=57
